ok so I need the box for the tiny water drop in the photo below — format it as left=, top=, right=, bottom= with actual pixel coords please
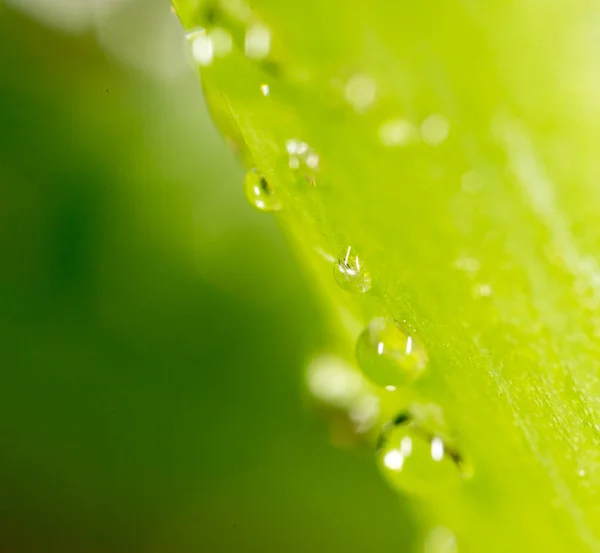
left=244, top=24, right=271, bottom=59
left=284, top=138, right=320, bottom=185
left=344, top=74, right=377, bottom=112
left=378, top=417, right=462, bottom=496
left=306, top=355, right=363, bottom=409
left=244, top=168, right=280, bottom=212
left=260, top=83, right=270, bottom=96
left=209, top=27, right=233, bottom=57
left=425, top=527, right=458, bottom=553
left=356, top=318, right=427, bottom=387
left=421, top=114, right=449, bottom=145
left=378, top=118, right=417, bottom=147
left=473, top=283, right=492, bottom=298
left=187, top=30, right=214, bottom=66
left=334, top=246, right=372, bottom=293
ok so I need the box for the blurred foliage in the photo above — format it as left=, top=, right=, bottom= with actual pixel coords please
left=0, top=4, right=415, bottom=552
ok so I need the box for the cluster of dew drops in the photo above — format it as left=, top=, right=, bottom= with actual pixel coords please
left=182, top=5, right=466, bottom=547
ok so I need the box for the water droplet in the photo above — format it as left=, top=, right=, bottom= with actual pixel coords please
left=344, top=74, right=377, bottom=112
left=305, top=151, right=320, bottom=169
left=349, top=394, right=380, bottom=433
left=187, top=30, right=214, bottom=66
left=425, top=527, right=458, bottom=553
left=378, top=418, right=462, bottom=496
left=284, top=139, right=320, bottom=185
left=244, top=24, right=271, bottom=59
left=260, top=83, right=270, bottom=96
left=334, top=246, right=372, bottom=293
left=473, top=283, right=492, bottom=298
left=244, top=168, right=280, bottom=212
left=356, top=318, right=427, bottom=387
left=421, top=114, right=449, bottom=145
left=286, top=139, right=299, bottom=154
left=306, top=355, right=363, bottom=409
left=209, top=27, right=233, bottom=57
left=378, top=118, right=417, bottom=147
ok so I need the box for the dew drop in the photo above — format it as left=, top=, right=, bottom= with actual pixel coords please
left=378, top=418, right=462, bottom=496
left=425, top=527, right=458, bottom=553
left=187, top=30, right=214, bottom=67
left=473, top=283, right=493, bottom=298
left=378, top=118, right=417, bottom=147
left=306, top=355, right=363, bottom=409
left=334, top=246, right=372, bottom=293
left=209, top=27, right=233, bottom=57
left=356, top=317, right=427, bottom=387
left=244, top=168, right=280, bottom=212
left=260, top=83, right=270, bottom=96
left=344, top=74, right=377, bottom=112
left=284, top=138, right=320, bottom=185
left=421, top=113, right=449, bottom=145
left=244, top=24, right=271, bottom=59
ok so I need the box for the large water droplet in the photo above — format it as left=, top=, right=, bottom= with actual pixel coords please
left=244, top=168, right=280, bottom=212
left=356, top=318, right=427, bottom=387
left=334, top=246, right=372, bottom=293
left=425, top=527, right=458, bottom=553
left=378, top=416, right=462, bottom=496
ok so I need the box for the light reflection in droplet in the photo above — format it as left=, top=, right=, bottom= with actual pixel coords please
left=431, top=436, right=444, bottom=461
left=405, top=335, right=413, bottom=355
left=286, top=139, right=299, bottom=155
left=188, top=30, right=213, bottom=66
left=383, top=449, right=405, bottom=471
left=400, top=436, right=413, bottom=456
left=260, top=83, right=270, bottom=96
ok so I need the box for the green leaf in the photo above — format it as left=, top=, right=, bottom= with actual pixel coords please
left=173, top=1, right=600, bottom=550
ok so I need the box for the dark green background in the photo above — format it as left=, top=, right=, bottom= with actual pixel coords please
left=0, top=4, right=413, bottom=551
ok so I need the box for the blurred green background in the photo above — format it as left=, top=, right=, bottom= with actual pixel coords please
left=0, top=1, right=414, bottom=551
